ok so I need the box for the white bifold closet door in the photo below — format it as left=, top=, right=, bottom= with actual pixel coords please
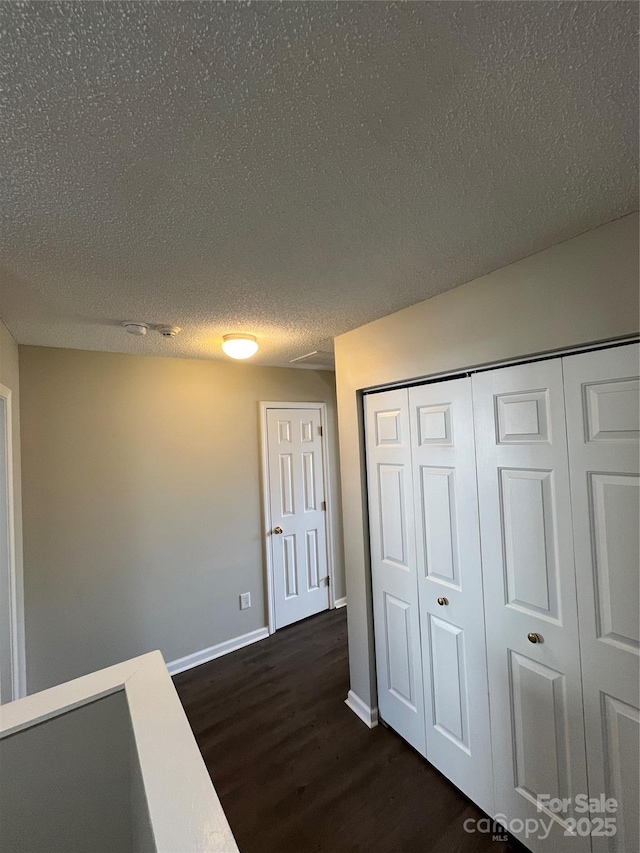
left=408, top=378, right=494, bottom=815
left=472, top=359, right=589, bottom=852
left=365, top=342, right=638, bottom=853
left=364, top=389, right=426, bottom=756
left=563, top=344, right=639, bottom=853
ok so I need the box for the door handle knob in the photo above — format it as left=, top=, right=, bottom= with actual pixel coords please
left=437, top=597, right=449, bottom=606
left=527, top=632, right=542, bottom=644
left=273, top=526, right=283, bottom=535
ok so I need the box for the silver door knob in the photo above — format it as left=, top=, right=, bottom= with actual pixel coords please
left=527, top=632, right=542, bottom=644
left=273, top=526, right=283, bottom=535
left=437, top=597, right=449, bottom=606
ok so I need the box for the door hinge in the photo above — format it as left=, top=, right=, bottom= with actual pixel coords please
left=321, top=500, right=327, bottom=511
left=318, top=425, right=323, bottom=436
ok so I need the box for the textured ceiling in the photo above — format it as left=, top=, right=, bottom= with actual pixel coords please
left=1, top=1, right=638, bottom=368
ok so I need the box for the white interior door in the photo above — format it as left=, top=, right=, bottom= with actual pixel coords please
left=266, top=407, right=330, bottom=629
left=408, top=377, right=494, bottom=815
left=563, top=343, right=639, bottom=853
left=473, top=359, right=589, bottom=852
left=364, top=389, right=426, bottom=756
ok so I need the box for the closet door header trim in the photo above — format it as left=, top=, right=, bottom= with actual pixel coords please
left=361, top=337, right=639, bottom=397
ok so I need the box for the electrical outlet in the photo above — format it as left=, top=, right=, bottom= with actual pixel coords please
left=240, top=592, right=251, bottom=610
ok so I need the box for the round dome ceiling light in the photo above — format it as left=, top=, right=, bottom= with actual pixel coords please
left=123, top=322, right=149, bottom=336
left=221, top=333, right=259, bottom=360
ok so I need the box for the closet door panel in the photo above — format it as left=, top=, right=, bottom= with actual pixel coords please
left=473, top=360, right=589, bottom=852
left=564, top=343, right=639, bottom=853
left=365, top=389, right=426, bottom=756
left=409, top=378, right=494, bottom=815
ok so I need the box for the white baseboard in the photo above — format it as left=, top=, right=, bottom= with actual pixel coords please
left=167, top=627, right=269, bottom=676
left=334, top=597, right=347, bottom=609
left=345, top=690, right=378, bottom=728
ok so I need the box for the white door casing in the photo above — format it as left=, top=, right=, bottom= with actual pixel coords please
left=563, top=343, right=640, bottom=853
left=264, top=406, right=331, bottom=630
left=408, top=377, right=494, bottom=815
left=364, top=389, right=427, bottom=756
left=0, top=384, right=21, bottom=704
left=472, top=359, right=589, bottom=852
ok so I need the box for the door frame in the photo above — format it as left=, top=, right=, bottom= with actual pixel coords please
left=361, top=335, right=639, bottom=396
left=0, top=383, right=24, bottom=702
left=259, top=401, right=337, bottom=634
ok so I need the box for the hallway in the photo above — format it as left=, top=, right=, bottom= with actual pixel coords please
left=174, top=609, right=526, bottom=853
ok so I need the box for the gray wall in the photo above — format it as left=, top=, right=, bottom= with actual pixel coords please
left=0, top=691, right=135, bottom=852
left=0, top=320, right=25, bottom=697
left=19, top=347, right=344, bottom=692
left=334, top=212, right=640, bottom=710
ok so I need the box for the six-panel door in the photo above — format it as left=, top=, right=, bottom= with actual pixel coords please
left=472, top=359, right=590, bottom=852
left=267, top=408, right=330, bottom=629
left=564, top=344, right=639, bottom=853
left=408, top=377, right=494, bottom=816
left=364, top=389, right=427, bottom=756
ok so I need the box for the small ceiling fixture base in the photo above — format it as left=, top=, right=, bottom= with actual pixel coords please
left=123, top=322, right=149, bottom=336
left=221, top=333, right=259, bottom=359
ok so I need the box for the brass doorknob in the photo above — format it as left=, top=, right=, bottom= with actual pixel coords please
left=437, top=597, right=449, bottom=606
left=273, top=526, right=283, bottom=535
left=527, top=632, right=542, bottom=644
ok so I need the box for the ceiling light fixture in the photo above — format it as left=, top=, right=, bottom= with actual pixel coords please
left=221, top=333, right=259, bottom=360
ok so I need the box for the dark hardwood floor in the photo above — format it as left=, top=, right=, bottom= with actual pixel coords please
left=174, top=608, right=527, bottom=853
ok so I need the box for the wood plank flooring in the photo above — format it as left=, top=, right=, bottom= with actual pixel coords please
left=174, top=608, right=527, bottom=853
